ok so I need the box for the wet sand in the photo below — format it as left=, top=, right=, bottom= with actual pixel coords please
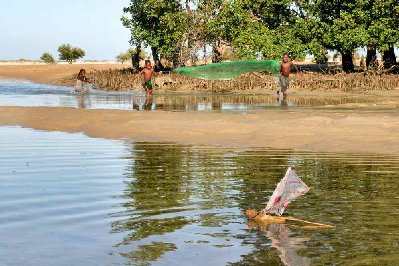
left=1, top=106, right=399, bottom=155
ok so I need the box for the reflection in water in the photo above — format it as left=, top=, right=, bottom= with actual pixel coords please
left=144, top=95, right=154, bottom=110
left=111, top=143, right=399, bottom=265
left=2, top=127, right=399, bottom=265
left=266, top=224, right=310, bottom=266
left=247, top=222, right=310, bottom=266
left=0, top=80, right=389, bottom=112
left=76, top=94, right=91, bottom=109
left=278, top=97, right=289, bottom=109
left=111, top=143, right=191, bottom=263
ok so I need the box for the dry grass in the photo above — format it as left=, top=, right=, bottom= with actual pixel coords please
left=291, top=72, right=399, bottom=92
left=61, top=68, right=399, bottom=93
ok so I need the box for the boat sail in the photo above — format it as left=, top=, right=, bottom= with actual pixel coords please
left=263, top=167, right=310, bottom=216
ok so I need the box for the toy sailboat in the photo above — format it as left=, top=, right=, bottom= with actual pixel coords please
left=246, top=167, right=333, bottom=228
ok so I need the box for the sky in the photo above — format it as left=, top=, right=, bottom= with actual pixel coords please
left=0, top=0, right=132, bottom=60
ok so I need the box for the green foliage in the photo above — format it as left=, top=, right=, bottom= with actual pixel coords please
left=116, top=48, right=147, bottom=64
left=361, top=0, right=399, bottom=51
left=40, top=52, right=55, bottom=64
left=57, top=44, right=85, bottom=64
left=127, top=48, right=146, bottom=58
left=295, top=1, right=367, bottom=53
left=122, top=0, right=398, bottom=69
left=122, top=0, right=186, bottom=61
left=207, top=0, right=306, bottom=60
left=116, top=52, right=131, bottom=64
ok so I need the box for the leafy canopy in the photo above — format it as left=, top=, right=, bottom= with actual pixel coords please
left=122, top=0, right=186, bottom=56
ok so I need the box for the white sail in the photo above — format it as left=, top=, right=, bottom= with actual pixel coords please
left=264, top=167, right=310, bottom=216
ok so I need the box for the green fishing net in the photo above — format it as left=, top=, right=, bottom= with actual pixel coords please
left=173, top=60, right=280, bottom=80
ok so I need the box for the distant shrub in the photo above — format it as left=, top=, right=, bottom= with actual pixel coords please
left=116, top=52, right=131, bottom=64
left=116, top=48, right=147, bottom=64
left=58, top=44, right=85, bottom=64
left=40, top=52, right=56, bottom=64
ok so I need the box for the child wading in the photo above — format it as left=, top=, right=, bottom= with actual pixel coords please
left=134, top=60, right=162, bottom=96
left=278, top=53, right=300, bottom=98
left=75, top=69, right=91, bottom=93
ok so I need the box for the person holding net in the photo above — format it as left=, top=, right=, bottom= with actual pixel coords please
left=278, top=53, right=301, bottom=98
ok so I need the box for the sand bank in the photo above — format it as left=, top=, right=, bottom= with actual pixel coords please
left=1, top=106, right=399, bottom=155
left=0, top=63, right=126, bottom=85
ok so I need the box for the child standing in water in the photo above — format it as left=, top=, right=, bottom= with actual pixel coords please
left=278, top=53, right=300, bottom=98
left=133, top=60, right=162, bottom=96
left=75, top=69, right=91, bottom=93
left=77, top=69, right=91, bottom=83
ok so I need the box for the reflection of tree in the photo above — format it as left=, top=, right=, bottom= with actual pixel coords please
left=231, top=150, right=399, bottom=265
left=120, top=242, right=176, bottom=266
left=150, top=94, right=377, bottom=111
left=109, top=143, right=399, bottom=265
left=111, top=143, right=191, bottom=261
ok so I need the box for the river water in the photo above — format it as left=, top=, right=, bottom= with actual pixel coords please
left=0, top=79, right=385, bottom=112
left=1, top=81, right=399, bottom=265
left=1, top=126, right=398, bottom=265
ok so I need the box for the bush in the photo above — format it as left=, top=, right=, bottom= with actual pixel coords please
left=58, top=44, right=85, bottom=64
left=116, top=52, right=131, bottom=64
left=116, top=48, right=147, bottom=64
left=40, top=52, right=55, bottom=64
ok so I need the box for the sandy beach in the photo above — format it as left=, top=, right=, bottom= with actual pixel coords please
left=1, top=106, right=399, bottom=155
left=0, top=62, right=126, bottom=85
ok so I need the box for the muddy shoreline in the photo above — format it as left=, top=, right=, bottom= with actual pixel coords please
left=1, top=106, right=399, bottom=155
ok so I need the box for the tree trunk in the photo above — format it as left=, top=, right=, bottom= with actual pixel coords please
left=171, top=47, right=182, bottom=69
left=204, top=43, right=207, bottom=65
left=212, top=43, right=222, bottom=63
left=151, top=46, right=161, bottom=70
left=382, top=46, right=397, bottom=69
left=341, top=51, right=354, bottom=73
left=151, top=47, right=160, bottom=63
left=131, top=46, right=141, bottom=71
left=366, top=46, right=377, bottom=69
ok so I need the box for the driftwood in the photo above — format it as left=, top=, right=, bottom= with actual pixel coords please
left=246, top=209, right=334, bottom=229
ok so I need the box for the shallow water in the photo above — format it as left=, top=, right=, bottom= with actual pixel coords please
left=1, top=126, right=399, bottom=265
left=0, top=79, right=385, bottom=112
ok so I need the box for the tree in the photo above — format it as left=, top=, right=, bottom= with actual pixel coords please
left=57, top=44, right=85, bottom=64
left=122, top=0, right=186, bottom=67
left=363, top=0, right=399, bottom=68
left=116, top=48, right=147, bottom=65
left=116, top=52, right=131, bottom=64
left=207, top=0, right=306, bottom=60
left=295, top=0, right=368, bottom=72
left=40, top=52, right=55, bottom=64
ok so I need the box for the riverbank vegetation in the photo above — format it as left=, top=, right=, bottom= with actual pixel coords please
left=121, top=0, right=398, bottom=73
left=61, top=67, right=399, bottom=94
